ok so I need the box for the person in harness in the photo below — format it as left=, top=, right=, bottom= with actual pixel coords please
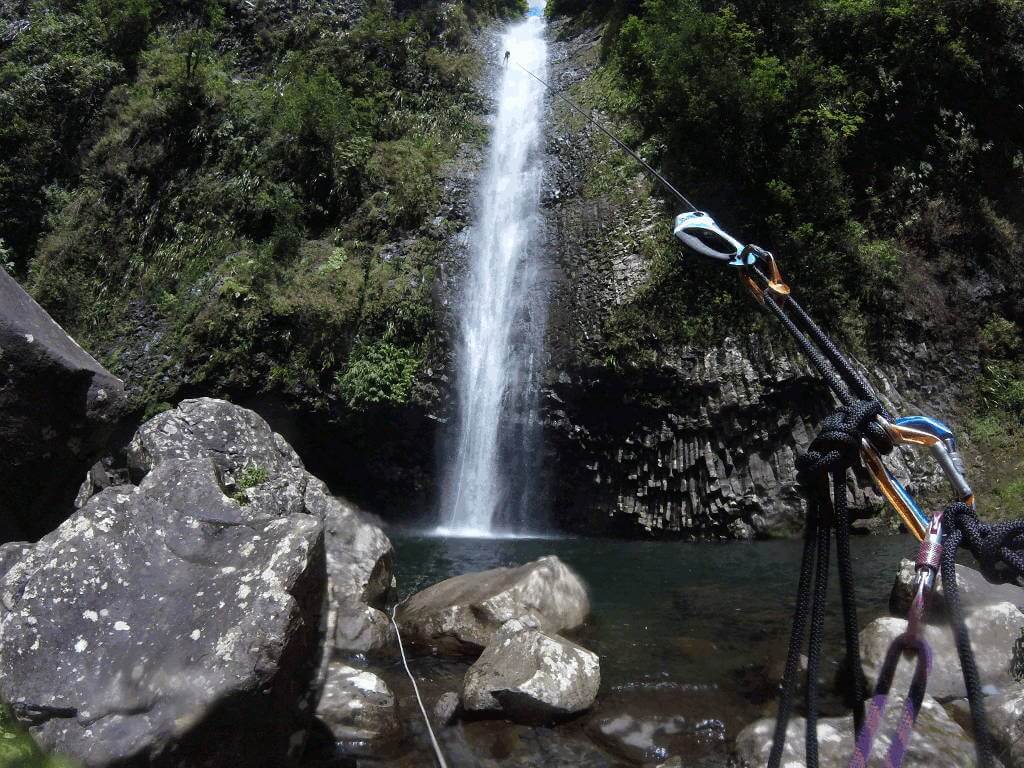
left=504, top=50, right=510, bottom=66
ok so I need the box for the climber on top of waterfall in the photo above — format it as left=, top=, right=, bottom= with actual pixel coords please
left=504, top=50, right=510, bottom=66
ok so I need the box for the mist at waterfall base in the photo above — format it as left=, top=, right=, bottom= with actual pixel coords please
left=437, top=14, right=549, bottom=539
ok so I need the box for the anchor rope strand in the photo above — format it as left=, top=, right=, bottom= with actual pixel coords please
left=769, top=399, right=886, bottom=768
left=390, top=604, right=450, bottom=768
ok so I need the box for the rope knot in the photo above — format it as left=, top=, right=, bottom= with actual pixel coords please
left=944, top=501, right=1024, bottom=586
left=797, top=400, right=891, bottom=484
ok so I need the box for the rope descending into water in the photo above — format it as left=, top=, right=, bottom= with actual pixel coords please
left=390, top=603, right=450, bottom=768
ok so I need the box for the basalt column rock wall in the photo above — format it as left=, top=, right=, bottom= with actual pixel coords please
left=543, top=338, right=946, bottom=538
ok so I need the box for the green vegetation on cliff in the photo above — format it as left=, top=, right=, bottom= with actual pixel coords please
left=1, top=0, right=524, bottom=414
left=549, top=0, right=1023, bottom=357
left=547, top=0, right=1024, bottom=511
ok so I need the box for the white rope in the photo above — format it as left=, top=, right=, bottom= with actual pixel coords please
left=390, top=603, right=449, bottom=768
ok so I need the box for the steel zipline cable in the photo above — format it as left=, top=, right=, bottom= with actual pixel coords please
left=512, top=59, right=698, bottom=212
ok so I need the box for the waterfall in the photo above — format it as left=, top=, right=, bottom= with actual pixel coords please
left=439, top=9, right=548, bottom=537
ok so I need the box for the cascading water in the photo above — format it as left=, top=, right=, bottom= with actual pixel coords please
left=438, top=7, right=548, bottom=537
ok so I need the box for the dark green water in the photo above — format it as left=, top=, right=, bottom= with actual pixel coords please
left=391, top=531, right=914, bottom=696
left=382, top=532, right=919, bottom=765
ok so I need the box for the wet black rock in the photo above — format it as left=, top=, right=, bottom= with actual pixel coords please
left=0, top=267, right=126, bottom=542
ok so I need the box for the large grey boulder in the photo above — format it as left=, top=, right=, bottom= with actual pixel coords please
left=314, top=662, right=400, bottom=756
left=0, top=478, right=325, bottom=767
left=395, top=555, right=589, bottom=655
left=736, top=693, right=976, bottom=767
left=461, top=618, right=600, bottom=722
left=128, top=398, right=395, bottom=657
left=314, top=493, right=395, bottom=656
left=890, top=558, right=1024, bottom=620
left=860, top=602, right=1024, bottom=700
left=0, top=267, right=126, bottom=541
left=984, top=687, right=1024, bottom=767
left=0, top=398, right=396, bottom=767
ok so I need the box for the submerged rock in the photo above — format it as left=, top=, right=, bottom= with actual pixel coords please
left=860, top=602, right=1024, bottom=700
left=433, top=691, right=461, bottom=726
left=735, top=693, right=976, bottom=767
left=589, top=712, right=726, bottom=764
left=461, top=618, right=600, bottom=723
left=395, top=555, right=589, bottom=655
left=0, top=267, right=127, bottom=542
left=890, top=558, right=1024, bottom=620
left=314, top=662, right=400, bottom=757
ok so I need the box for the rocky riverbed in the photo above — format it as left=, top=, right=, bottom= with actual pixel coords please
left=1, top=238, right=1021, bottom=768
left=7, top=388, right=1024, bottom=767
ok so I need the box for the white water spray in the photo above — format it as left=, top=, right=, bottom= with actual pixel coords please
left=439, top=10, right=548, bottom=537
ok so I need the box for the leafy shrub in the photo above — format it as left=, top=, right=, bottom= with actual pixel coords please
left=0, top=706, right=74, bottom=767
left=335, top=342, right=421, bottom=410
left=547, top=0, right=1024, bottom=357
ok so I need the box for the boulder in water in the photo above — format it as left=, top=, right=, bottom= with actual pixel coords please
left=736, top=693, right=976, bottom=767
left=860, top=602, right=1024, bottom=700
left=314, top=662, right=400, bottom=757
left=395, top=555, right=589, bottom=655
left=461, top=618, right=600, bottom=723
left=0, top=267, right=127, bottom=541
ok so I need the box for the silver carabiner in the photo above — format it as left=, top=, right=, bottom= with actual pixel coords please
left=878, top=415, right=974, bottom=508
left=673, top=211, right=746, bottom=263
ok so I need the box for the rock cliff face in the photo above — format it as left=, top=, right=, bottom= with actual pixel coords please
left=0, top=268, right=127, bottom=542
left=541, top=337, right=948, bottom=538
left=534, top=21, right=952, bottom=538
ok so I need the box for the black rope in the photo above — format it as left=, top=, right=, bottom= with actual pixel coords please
left=939, top=502, right=1024, bottom=768
left=768, top=499, right=820, bottom=768
left=833, top=465, right=866, bottom=734
left=768, top=400, right=886, bottom=768
left=805, top=518, right=831, bottom=767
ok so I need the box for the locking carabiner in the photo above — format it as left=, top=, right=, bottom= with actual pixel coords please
left=881, top=415, right=974, bottom=508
